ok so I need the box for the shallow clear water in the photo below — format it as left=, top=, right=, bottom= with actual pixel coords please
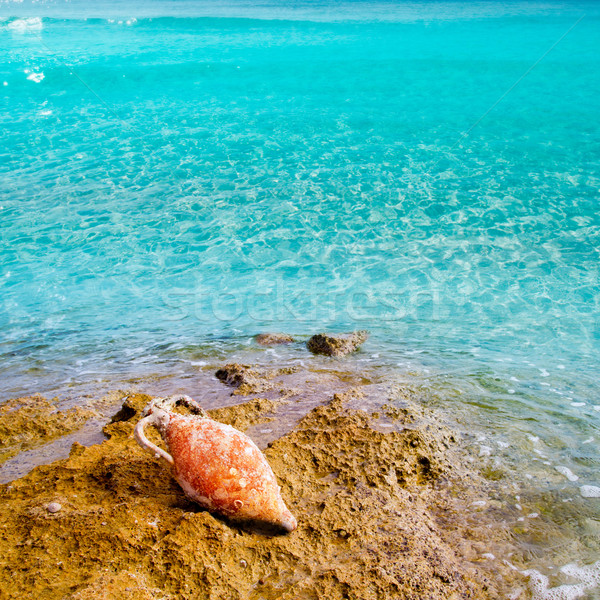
left=1, top=0, right=600, bottom=592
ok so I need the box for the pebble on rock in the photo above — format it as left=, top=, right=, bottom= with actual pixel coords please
left=47, top=502, right=62, bottom=513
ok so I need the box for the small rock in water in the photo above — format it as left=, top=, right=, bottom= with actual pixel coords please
left=47, top=502, right=62, bottom=513
left=580, top=485, right=600, bottom=498
left=255, top=333, right=295, bottom=346
left=215, top=364, right=261, bottom=388
left=555, top=466, right=579, bottom=482
left=306, top=331, right=368, bottom=357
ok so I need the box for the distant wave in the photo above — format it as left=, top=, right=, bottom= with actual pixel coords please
left=5, top=16, right=42, bottom=32
left=0, top=1, right=583, bottom=29
left=1, top=15, right=304, bottom=28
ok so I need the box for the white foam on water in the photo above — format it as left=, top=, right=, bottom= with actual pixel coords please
left=528, top=435, right=550, bottom=459
left=7, top=16, right=42, bottom=33
left=560, top=563, right=600, bottom=588
left=555, top=466, right=579, bottom=482
left=524, top=562, right=600, bottom=600
left=580, top=485, right=600, bottom=498
left=571, top=402, right=586, bottom=407
left=479, top=445, right=492, bottom=456
left=524, top=570, right=586, bottom=600
left=26, top=72, right=44, bottom=83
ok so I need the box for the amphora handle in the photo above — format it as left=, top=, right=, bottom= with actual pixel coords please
left=134, top=413, right=174, bottom=465
left=133, top=395, right=206, bottom=466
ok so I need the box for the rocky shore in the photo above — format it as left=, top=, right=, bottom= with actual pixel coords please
left=0, top=363, right=529, bottom=599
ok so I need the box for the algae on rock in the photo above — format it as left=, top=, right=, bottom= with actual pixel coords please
left=0, top=396, right=97, bottom=465
left=307, top=331, right=369, bottom=357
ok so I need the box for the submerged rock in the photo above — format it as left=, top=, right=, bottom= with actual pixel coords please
left=255, top=333, right=295, bottom=346
left=215, top=363, right=298, bottom=395
left=306, top=330, right=369, bottom=357
left=214, top=363, right=266, bottom=394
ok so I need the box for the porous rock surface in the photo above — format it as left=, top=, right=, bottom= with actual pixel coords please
left=0, top=396, right=97, bottom=465
left=307, top=331, right=369, bottom=356
left=0, top=389, right=524, bottom=599
left=215, top=363, right=297, bottom=395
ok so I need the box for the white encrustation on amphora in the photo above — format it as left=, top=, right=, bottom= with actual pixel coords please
left=134, top=395, right=297, bottom=533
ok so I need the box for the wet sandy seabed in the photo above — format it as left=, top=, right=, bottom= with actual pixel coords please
left=0, top=363, right=597, bottom=599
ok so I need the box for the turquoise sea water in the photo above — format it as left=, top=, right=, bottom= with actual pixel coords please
left=1, top=0, right=600, bottom=590
left=1, top=0, right=598, bottom=389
